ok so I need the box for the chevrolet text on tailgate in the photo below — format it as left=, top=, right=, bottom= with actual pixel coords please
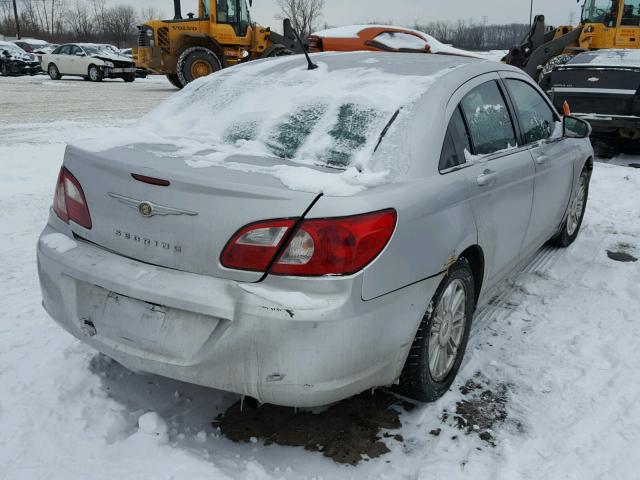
left=37, top=51, right=594, bottom=408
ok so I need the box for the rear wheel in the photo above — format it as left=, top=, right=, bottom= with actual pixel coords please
left=48, top=63, right=61, bottom=80
left=177, top=46, right=222, bottom=87
left=88, top=65, right=103, bottom=82
left=550, top=167, right=590, bottom=247
left=397, top=258, right=475, bottom=402
left=166, top=73, right=183, bottom=89
left=123, top=74, right=135, bottom=83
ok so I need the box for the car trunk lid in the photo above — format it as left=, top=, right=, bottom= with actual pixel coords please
left=62, top=144, right=321, bottom=283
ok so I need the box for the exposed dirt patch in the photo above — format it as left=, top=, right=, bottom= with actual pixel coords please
left=441, top=374, right=510, bottom=446
left=216, top=391, right=415, bottom=465
left=607, top=243, right=638, bottom=263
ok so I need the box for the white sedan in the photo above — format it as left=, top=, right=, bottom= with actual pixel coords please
left=41, top=44, right=137, bottom=82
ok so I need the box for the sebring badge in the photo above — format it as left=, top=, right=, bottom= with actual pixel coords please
left=108, top=193, right=198, bottom=218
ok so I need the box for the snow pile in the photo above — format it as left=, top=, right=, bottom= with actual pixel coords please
left=74, top=54, right=442, bottom=196
left=312, top=25, right=483, bottom=58
left=138, top=412, right=169, bottom=437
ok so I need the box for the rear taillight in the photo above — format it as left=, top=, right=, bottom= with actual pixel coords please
left=220, top=210, right=396, bottom=276
left=52, top=167, right=92, bottom=229
left=221, top=219, right=296, bottom=272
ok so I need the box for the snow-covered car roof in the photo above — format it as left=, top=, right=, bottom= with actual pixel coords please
left=14, top=38, right=48, bottom=46
left=311, top=25, right=483, bottom=59
left=567, top=49, right=640, bottom=68
left=76, top=51, right=485, bottom=194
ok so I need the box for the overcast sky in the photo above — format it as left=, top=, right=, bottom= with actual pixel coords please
left=123, top=0, right=582, bottom=31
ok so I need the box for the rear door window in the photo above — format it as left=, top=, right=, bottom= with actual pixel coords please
left=505, top=79, right=557, bottom=145
left=439, top=107, right=472, bottom=171
left=460, top=81, right=517, bottom=156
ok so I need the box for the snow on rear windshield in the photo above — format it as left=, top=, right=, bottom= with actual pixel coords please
left=131, top=56, right=437, bottom=170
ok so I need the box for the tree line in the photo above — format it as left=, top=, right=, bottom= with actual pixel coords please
left=413, top=20, right=531, bottom=51
left=0, top=0, right=163, bottom=47
left=1, top=0, right=530, bottom=51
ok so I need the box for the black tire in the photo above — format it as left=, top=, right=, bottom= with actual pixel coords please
left=550, top=167, right=591, bottom=247
left=88, top=64, right=103, bottom=82
left=123, top=74, right=135, bottom=83
left=176, top=46, right=222, bottom=87
left=166, top=73, right=183, bottom=89
left=397, top=258, right=475, bottom=402
left=48, top=63, right=61, bottom=80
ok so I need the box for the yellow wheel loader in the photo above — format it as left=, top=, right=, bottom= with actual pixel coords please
left=504, top=0, right=640, bottom=80
left=133, top=0, right=304, bottom=88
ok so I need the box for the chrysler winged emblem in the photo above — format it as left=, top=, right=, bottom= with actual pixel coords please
left=108, top=193, right=198, bottom=217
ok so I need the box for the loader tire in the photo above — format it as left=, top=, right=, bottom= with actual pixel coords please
left=166, top=73, right=183, bottom=89
left=177, top=47, right=221, bottom=87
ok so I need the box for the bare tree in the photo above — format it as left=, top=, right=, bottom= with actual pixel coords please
left=104, top=4, right=137, bottom=47
left=140, top=6, right=163, bottom=23
left=65, top=0, right=92, bottom=40
left=276, top=0, right=325, bottom=38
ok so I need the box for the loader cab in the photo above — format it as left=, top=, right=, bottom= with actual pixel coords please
left=215, top=0, right=251, bottom=36
left=581, top=0, right=640, bottom=27
left=582, top=0, right=620, bottom=26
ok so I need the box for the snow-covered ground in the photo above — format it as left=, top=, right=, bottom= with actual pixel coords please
left=2, top=74, right=640, bottom=479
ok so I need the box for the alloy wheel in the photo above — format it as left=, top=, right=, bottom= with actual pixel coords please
left=428, top=279, right=467, bottom=382
left=567, top=176, right=587, bottom=236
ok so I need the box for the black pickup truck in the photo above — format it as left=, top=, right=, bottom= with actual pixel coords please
left=545, top=50, right=640, bottom=140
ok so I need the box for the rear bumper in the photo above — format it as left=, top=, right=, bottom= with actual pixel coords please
left=37, top=220, right=441, bottom=407
left=573, top=113, right=640, bottom=132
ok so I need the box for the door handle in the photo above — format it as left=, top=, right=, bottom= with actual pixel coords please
left=476, top=170, right=497, bottom=187
left=535, top=155, right=549, bottom=165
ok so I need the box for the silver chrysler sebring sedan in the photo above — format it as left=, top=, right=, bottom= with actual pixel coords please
left=37, top=52, right=593, bottom=407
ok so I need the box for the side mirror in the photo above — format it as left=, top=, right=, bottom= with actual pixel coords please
left=75, top=51, right=85, bottom=56
left=563, top=116, right=591, bottom=139
left=2, top=50, right=9, bottom=57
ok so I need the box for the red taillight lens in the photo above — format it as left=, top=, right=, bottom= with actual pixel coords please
left=272, top=210, right=397, bottom=276
left=220, top=210, right=397, bottom=276
left=52, top=167, right=92, bottom=229
left=221, top=219, right=296, bottom=272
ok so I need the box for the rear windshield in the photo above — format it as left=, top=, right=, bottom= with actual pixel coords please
left=144, top=55, right=435, bottom=171
left=223, top=102, right=387, bottom=168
